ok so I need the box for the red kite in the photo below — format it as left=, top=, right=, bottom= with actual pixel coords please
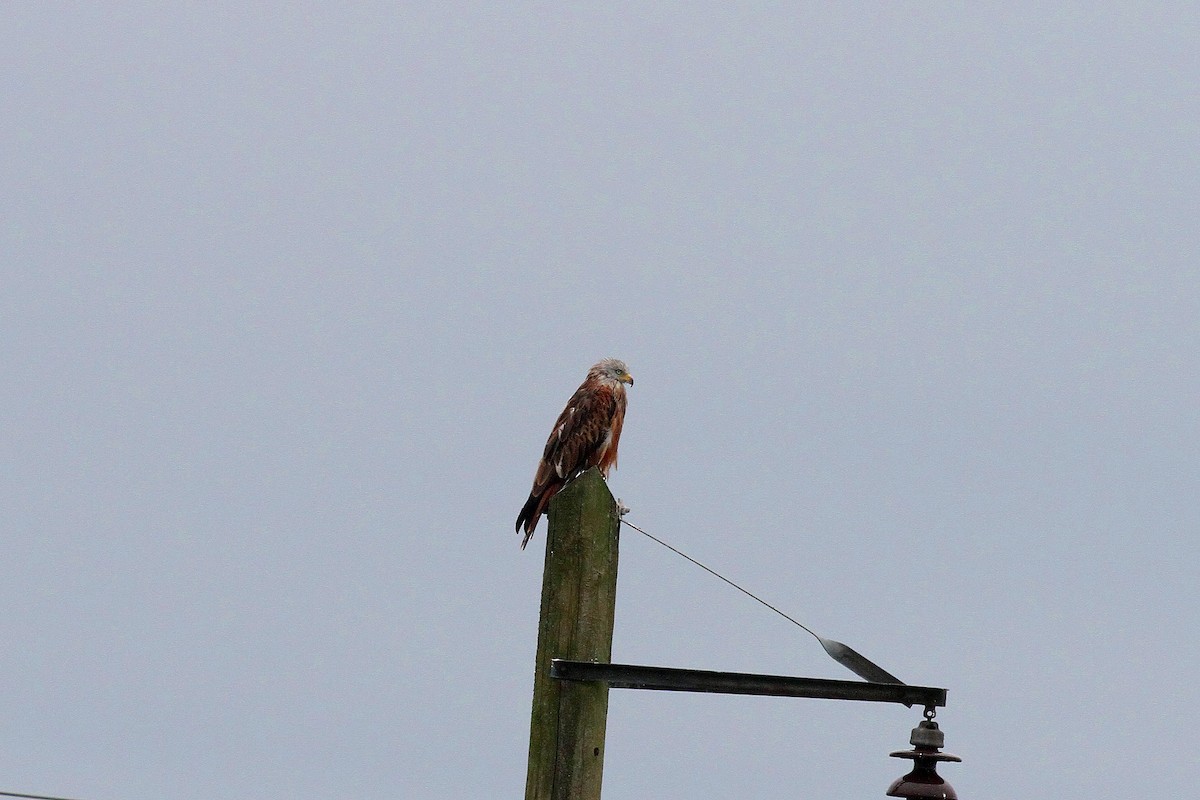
left=516, top=358, right=634, bottom=549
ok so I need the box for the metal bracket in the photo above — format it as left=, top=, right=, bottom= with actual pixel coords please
left=551, top=659, right=946, bottom=708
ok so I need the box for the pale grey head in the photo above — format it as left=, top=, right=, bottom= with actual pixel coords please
left=589, top=358, right=634, bottom=387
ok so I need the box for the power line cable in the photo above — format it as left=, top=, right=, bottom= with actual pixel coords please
left=619, top=518, right=824, bottom=643
left=0, top=790, right=90, bottom=800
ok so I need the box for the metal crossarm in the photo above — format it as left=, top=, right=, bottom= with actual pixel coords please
left=550, top=659, right=946, bottom=709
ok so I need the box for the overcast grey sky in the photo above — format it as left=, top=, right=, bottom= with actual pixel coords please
left=3, top=4, right=1198, bottom=799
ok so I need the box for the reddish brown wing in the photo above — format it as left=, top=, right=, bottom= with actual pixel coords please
left=541, top=383, right=618, bottom=483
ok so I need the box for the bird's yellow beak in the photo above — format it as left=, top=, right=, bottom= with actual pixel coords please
left=623, top=373, right=634, bottom=386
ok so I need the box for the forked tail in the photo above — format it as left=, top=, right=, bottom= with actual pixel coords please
left=515, top=492, right=541, bottom=549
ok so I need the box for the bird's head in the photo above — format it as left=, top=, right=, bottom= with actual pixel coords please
left=592, top=358, right=634, bottom=387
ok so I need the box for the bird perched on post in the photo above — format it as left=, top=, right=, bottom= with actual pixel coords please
left=516, top=358, right=634, bottom=549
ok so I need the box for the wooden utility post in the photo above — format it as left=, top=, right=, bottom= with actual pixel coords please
left=524, top=467, right=620, bottom=800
